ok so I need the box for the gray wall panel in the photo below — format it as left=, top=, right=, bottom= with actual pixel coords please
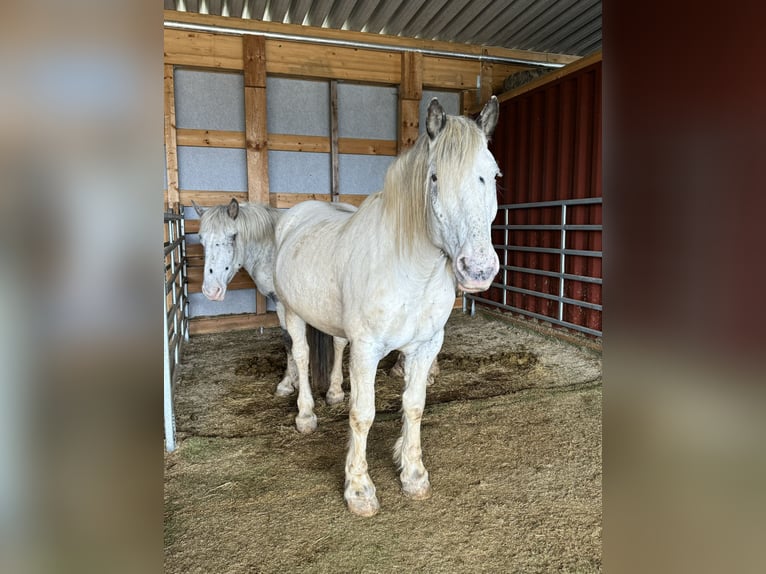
left=338, top=154, right=394, bottom=196
left=174, top=69, right=245, bottom=131
left=268, top=151, right=331, bottom=193
left=338, top=84, right=398, bottom=140
left=267, top=77, right=329, bottom=136
left=177, top=147, right=248, bottom=191
left=189, top=290, right=257, bottom=316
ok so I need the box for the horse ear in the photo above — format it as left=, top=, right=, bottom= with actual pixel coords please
left=227, top=198, right=240, bottom=220
left=426, top=98, right=447, bottom=140
left=192, top=200, right=206, bottom=217
left=477, top=95, right=499, bottom=138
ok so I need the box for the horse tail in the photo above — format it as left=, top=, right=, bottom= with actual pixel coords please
left=307, top=324, right=333, bottom=394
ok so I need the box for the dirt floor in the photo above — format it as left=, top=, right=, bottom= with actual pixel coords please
left=165, top=310, right=602, bottom=573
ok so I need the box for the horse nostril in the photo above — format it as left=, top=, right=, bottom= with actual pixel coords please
left=225, top=267, right=229, bottom=271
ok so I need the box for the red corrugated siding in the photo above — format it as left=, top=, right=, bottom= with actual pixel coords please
left=487, top=60, right=602, bottom=334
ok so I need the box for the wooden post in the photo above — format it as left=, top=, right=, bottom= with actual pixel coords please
left=330, top=80, right=339, bottom=202
left=163, top=64, right=180, bottom=210
left=398, top=51, right=422, bottom=151
left=243, top=35, right=269, bottom=314
left=244, top=35, right=269, bottom=204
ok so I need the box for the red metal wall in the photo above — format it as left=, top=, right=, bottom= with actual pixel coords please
left=487, top=59, right=602, bottom=334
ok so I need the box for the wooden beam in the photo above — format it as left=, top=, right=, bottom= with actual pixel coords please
left=176, top=128, right=245, bottom=148
left=266, top=40, right=400, bottom=84
left=243, top=34, right=267, bottom=88
left=339, top=138, right=396, bottom=156
left=164, top=64, right=180, bottom=208
left=189, top=313, right=280, bottom=335
left=176, top=190, right=249, bottom=206
left=269, top=192, right=369, bottom=208
left=399, top=51, right=422, bottom=152
left=164, top=29, right=243, bottom=70
left=176, top=130, right=396, bottom=155
left=400, top=51, right=423, bottom=100
left=187, top=267, right=255, bottom=293
left=244, top=86, right=269, bottom=203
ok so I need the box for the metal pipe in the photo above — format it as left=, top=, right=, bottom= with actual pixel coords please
left=164, top=20, right=567, bottom=68
left=466, top=294, right=602, bottom=337
left=558, top=204, right=567, bottom=322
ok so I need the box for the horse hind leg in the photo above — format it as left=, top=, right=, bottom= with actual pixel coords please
left=275, top=328, right=298, bottom=396
left=389, top=352, right=439, bottom=386
left=325, top=337, right=348, bottom=405
left=284, top=309, right=317, bottom=433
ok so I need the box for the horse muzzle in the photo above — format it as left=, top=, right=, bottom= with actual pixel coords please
left=202, top=283, right=227, bottom=301
left=453, top=250, right=499, bottom=293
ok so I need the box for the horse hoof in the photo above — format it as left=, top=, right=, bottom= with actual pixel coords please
left=295, top=414, right=317, bottom=434
left=402, top=480, right=432, bottom=500
left=325, top=390, right=345, bottom=405
left=346, top=495, right=380, bottom=517
left=274, top=381, right=295, bottom=396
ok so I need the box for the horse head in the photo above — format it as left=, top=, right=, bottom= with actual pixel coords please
left=425, top=97, right=501, bottom=293
left=194, top=198, right=242, bottom=301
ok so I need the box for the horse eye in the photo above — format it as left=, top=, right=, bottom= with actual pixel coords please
left=431, top=173, right=438, bottom=183
left=479, top=176, right=485, bottom=184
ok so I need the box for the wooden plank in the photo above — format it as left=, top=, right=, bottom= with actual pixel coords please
left=163, top=29, right=243, bottom=70
left=244, top=86, right=269, bottom=204
left=187, top=267, right=255, bottom=291
left=164, top=64, right=180, bottom=208
left=176, top=128, right=245, bottom=148
left=400, top=51, right=423, bottom=100
left=177, top=190, right=249, bottom=206
left=270, top=133, right=329, bottom=153
left=243, top=35, right=266, bottom=88
left=339, top=138, right=397, bottom=156
left=176, top=131, right=395, bottom=155
left=189, top=312, right=280, bottom=335
left=423, top=56, right=480, bottom=90
left=242, top=38, right=269, bottom=315
left=269, top=192, right=370, bottom=208
left=184, top=219, right=200, bottom=234
left=266, top=40, right=400, bottom=84
left=398, top=98, right=419, bottom=151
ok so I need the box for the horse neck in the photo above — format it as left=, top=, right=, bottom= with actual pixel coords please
left=236, top=208, right=278, bottom=285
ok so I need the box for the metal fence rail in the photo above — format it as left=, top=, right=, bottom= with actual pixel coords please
left=465, top=197, right=602, bottom=337
left=164, top=209, right=189, bottom=452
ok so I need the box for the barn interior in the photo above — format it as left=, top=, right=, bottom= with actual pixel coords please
left=163, top=2, right=602, bottom=571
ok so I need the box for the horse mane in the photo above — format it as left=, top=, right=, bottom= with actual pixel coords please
left=380, top=115, right=487, bottom=253
left=199, top=202, right=280, bottom=260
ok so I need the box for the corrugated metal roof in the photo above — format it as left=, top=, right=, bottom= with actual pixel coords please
left=164, top=0, right=601, bottom=57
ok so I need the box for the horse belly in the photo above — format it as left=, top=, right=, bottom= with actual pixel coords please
left=274, top=219, right=347, bottom=339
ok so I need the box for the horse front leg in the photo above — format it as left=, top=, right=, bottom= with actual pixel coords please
left=283, top=309, right=316, bottom=433
left=325, top=336, right=348, bottom=405
left=395, top=331, right=444, bottom=500
left=344, top=345, right=379, bottom=517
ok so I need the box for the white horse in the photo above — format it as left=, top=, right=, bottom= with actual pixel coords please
left=274, top=97, right=500, bottom=516
left=193, top=199, right=348, bottom=404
